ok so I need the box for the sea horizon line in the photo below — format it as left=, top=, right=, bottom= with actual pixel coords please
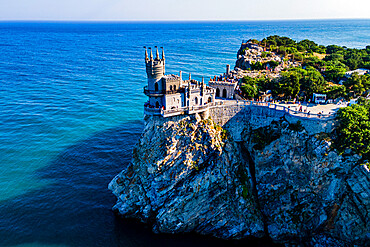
left=0, top=18, right=369, bottom=24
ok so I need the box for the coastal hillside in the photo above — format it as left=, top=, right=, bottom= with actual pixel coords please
left=109, top=112, right=369, bottom=246
left=109, top=37, right=369, bottom=246
left=234, top=36, right=370, bottom=102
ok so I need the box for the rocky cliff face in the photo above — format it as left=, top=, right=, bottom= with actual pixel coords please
left=241, top=119, right=369, bottom=246
left=109, top=114, right=369, bottom=246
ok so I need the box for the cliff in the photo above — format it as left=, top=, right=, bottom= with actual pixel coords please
left=235, top=43, right=282, bottom=71
left=109, top=112, right=369, bottom=246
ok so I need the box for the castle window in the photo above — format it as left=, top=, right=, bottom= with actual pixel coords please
left=216, top=88, right=220, bottom=97
left=195, top=97, right=198, bottom=105
left=170, top=85, right=172, bottom=91
left=200, top=98, right=202, bottom=105
left=155, top=82, right=159, bottom=91
left=155, top=101, right=159, bottom=108
left=208, top=97, right=212, bottom=103
left=174, top=85, right=176, bottom=91
left=222, top=88, right=227, bottom=98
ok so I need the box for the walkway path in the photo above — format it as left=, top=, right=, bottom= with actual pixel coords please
left=146, top=99, right=347, bottom=120
left=215, top=99, right=347, bottom=120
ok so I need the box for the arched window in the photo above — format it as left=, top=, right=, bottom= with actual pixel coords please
left=170, top=85, right=172, bottom=91
left=195, top=97, right=198, bottom=105
left=200, top=98, right=202, bottom=105
left=155, top=82, right=159, bottom=91
left=222, top=88, right=227, bottom=98
left=155, top=101, right=159, bottom=108
left=208, top=97, right=212, bottom=103
left=174, top=85, right=176, bottom=91
left=216, top=88, right=220, bottom=98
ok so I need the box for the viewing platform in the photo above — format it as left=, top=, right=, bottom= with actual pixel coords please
left=145, top=99, right=343, bottom=120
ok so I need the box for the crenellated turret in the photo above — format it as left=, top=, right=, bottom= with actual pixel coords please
left=149, top=47, right=153, bottom=60
left=145, top=46, right=165, bottom=81
left=161, top=47, right=165, bottom=60
left=144, top=46, right=148, bottom=61
left=155, top=46, right=160, bottom=60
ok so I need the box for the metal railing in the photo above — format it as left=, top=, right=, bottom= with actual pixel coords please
left=224, top=100, right=336, bottom=120
left=144, top=99, right=335, bottom=120
left=144, top=106, right=162, bottom=115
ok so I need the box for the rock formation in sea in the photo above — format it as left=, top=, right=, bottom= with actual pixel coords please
left=109, top=111, right=369, bottom=246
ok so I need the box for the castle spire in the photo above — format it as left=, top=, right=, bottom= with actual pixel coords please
left=155, top=46, right=159, bottom=60
left=161, top=47, right=165, bottom=60
left=149, top=47, right=153, bottom=60
left=144, top=46, right=148, bottom=60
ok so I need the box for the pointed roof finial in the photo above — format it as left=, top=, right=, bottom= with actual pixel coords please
left=149, top=47, right=153, bottom=60
left=155, top=46, right=159, bottom=60
left=189, top=73, right=191, bottom=80
left=144, top=46, right=148, bottom=60
left=161, top=47, right=165, bottom=60
left=202, top=77, right=204, bottom=83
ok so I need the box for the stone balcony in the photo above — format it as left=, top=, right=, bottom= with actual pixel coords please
left=144, top=86, right=185, bottom=97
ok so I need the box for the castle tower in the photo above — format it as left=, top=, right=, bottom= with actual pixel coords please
left=144, top=46, right=166, bottom=109
left=145, top=46, right=165, bottom=92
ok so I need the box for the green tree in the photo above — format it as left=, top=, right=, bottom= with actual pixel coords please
left=344, top=73, right=370, bottom=97
left=335, top=101, right=370, bottom=160
left=324, top=60, right=347, bottom=83
left=303, top=56, right=326, bottom=69
left=264, top=60, right=279, bottom=70
left=326, top=45, right=345, bottom=54
left=240, top=76, right=258, bottom=99
left=250, top=61, right=264, bottom=70
left=256, top=76, right=272, bottom=92
left=301, top=68, right=327, bottom=97
left=323, top=84, right=346, bottom=99
left=325, top=53, right=344, bottom=63
left=277, top=71, right=302, bottom=98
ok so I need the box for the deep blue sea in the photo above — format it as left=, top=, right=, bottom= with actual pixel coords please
left=0, top=20, right=369, bottom=247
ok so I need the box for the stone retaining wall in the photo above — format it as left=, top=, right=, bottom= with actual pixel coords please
left=209, top=104, right=336, bottom=141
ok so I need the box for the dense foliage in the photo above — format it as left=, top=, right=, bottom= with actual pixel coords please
left=334, top=98, right=370, bottom=161
left=273, top=67, right=327, bottom=99
left=343, top=73, right=370, bottom=98
left=240, top=36, right=370, bottom=100
left=240, top=76, right=259, bottom=99
left=258, top=35, right=370, bottom=70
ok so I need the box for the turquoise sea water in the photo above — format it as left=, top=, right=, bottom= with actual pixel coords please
left=0, top=20, right=369, bottom=247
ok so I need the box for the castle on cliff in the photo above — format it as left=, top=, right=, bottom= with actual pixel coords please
left=143, top=47, right=237, bottom=117
left=144, top=46, right=217, bottom=117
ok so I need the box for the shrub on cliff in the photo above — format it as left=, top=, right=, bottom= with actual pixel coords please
left=343, top=73, right=370, bottom=98
left=334, top=98, right=370, bottom=161
left=240, top=76, right=258, bottom=99
left=275, top=70, right=302, bottom=98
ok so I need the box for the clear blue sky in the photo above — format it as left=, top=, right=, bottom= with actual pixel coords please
left=0, top=0, right=369, bottom=21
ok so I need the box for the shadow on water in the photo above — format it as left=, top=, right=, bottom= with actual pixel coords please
left=0, top=120, right=279, bottom=247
